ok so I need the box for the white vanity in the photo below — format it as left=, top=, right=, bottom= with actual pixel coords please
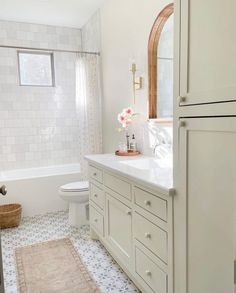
left=85, top=154, right=174, bottom=293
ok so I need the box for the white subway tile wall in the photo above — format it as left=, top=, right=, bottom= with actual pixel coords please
left=0, top=20, right=82, bottom=51
left=0, top=20, right=83, bottom=170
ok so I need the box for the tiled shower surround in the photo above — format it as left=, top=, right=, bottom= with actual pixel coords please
left=0, top=21, right=83, bottom=170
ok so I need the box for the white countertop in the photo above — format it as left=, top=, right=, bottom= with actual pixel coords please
left=85, top=154, right=174, bottom=196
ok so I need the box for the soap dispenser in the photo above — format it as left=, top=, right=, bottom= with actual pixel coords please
left=130, top=134, right=137, bottom=151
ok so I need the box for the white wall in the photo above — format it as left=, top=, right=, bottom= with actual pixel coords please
left=0, top=21, right=83, bottom=170
left=100, top=0, right=171, bottom=153
left=82, top=11, right=101, bottom=52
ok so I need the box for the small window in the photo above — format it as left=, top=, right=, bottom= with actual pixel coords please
left=18, top=51, right=55, bottom=87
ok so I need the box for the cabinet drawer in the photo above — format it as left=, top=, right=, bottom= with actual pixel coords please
left=135, top=247, right=167, bottom=293
left=134, top=187, right=167, bottom=222
left=89, top=165, right=103, bottom=183
left=90, top=205, right=104, bottom=236
left=134, top=212, right=167, bottom=263
left=90, top=183, right=104, bottom=210
left=104, top=172, right=131, bottom=200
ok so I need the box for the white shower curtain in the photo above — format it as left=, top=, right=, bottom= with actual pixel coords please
left=76, top=53, right=102, bottom=179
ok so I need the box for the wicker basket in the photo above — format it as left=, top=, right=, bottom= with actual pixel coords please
left=0, top=204, right=22, bottom=229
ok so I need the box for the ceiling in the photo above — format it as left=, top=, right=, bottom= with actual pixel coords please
left=0, top=0, right=105, bottom=29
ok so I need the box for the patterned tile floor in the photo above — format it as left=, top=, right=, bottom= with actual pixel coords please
left=1, top=211, right=139, bottom=293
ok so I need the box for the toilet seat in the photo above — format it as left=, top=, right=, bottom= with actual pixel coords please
left=60, top=181, right=89, bottom=192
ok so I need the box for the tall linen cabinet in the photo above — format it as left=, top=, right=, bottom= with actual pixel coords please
left=173, top=0, right=236, bottom=293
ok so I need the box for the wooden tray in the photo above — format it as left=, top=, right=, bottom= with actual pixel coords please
left=115, top=150, right=140, bottom=156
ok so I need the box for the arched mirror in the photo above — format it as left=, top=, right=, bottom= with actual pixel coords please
left=148, top=3, right=174, bottom=119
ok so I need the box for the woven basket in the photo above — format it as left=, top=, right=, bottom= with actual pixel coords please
left=0, top=204, right=22, bottom=229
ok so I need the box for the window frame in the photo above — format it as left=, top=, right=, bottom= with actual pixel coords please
left=17, top=50, right=55, bottom=87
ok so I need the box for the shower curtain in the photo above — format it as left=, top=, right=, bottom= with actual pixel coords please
left=76, top=53, right=102, bottom=179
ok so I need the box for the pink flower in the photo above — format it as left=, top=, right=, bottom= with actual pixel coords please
left=118, top=113, right=125, bottom=123
left=124, top=107, right=134, bottom=115
left=117, top=106, right=135, bottom=128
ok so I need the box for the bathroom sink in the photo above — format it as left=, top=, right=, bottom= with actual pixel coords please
left=119, top=156, right=172, bottom=170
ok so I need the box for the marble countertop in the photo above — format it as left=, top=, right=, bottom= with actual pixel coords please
left=84, top=154, right=174, bottom=196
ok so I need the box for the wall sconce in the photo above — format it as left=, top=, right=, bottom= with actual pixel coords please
left=130, top=63, right=143, bottom=104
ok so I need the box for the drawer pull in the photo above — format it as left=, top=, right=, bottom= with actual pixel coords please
left=145, top=232, right=151, bottom=239
left=126, top=210, right=132, bottom=216
left=93, top=172, right=97, bottom=176
left=94, top=194, right=98, bottom=197
left=145, top=270, right=152, bottom=277
left=144, top=200, right=151, bottom=206
left=94, top=219, right=98, bottom=223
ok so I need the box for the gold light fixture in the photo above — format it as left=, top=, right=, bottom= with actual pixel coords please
left=130, top=63, right=143, bottom=104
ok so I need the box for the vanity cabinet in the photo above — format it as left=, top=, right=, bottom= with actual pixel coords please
left=106, top=193, right=132, bottom=266
left=178, top=0, right=236, bottom=106
left=175, top=117, right=236, bottom=293
left=88, top=163, right=173, bottom=293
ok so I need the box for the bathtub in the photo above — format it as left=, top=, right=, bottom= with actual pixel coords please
left=0, top=164, right=81, bottom=217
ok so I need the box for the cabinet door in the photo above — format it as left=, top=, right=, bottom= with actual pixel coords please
left=106, top=194, right=132, bottom=266
left=179, top=0, right=236, bottom=106
left=175, top=117, right=236, bottom=293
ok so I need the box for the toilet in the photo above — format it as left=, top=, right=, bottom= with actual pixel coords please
left=59, top=181, right=89, bottom=227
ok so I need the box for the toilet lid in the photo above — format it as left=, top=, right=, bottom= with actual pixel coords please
left=60, top=181, right=89, bottom=192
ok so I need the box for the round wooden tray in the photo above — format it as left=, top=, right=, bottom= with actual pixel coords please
left=115, top=150, right=140, bottom=156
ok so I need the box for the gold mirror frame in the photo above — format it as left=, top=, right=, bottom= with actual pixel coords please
left=148, top=3, right=174, bottom=119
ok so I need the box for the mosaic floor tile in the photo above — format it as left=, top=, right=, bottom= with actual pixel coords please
left=1, top=211, right=139, bottom=293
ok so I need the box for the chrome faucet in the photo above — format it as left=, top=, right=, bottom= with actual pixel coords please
left=153, top=143, right=159, bottom=155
